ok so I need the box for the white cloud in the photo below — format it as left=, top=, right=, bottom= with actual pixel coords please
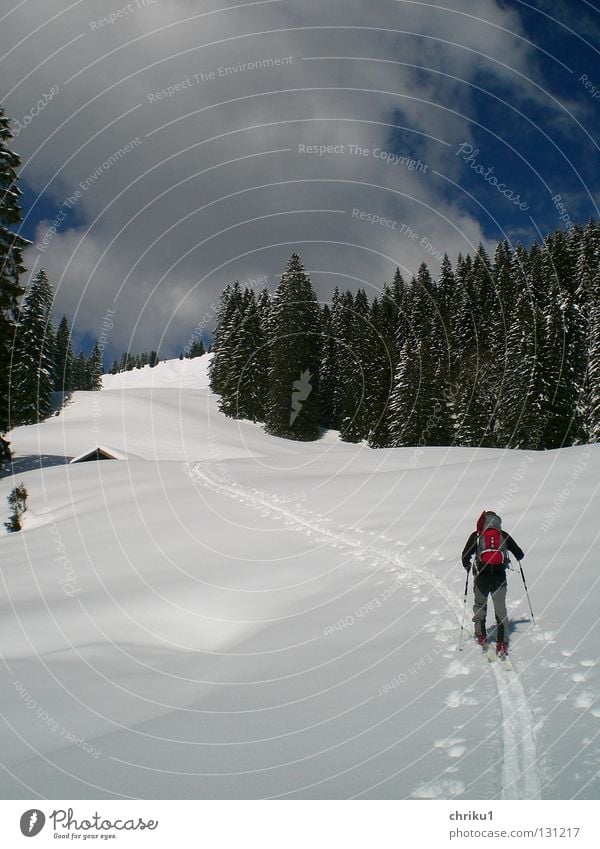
left=1, top=0, right=553, bottom=353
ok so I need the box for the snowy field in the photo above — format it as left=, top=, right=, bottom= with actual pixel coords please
left=1, top=354, right=599, bottom=800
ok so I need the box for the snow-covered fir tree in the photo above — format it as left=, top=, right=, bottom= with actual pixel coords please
left=207, top=223, right=597, bottom=451
left=586, top=266, right=600, bottom=442
left=318, top=303, right=337, bottom=430
left=209, top=282, right=243, bottom=396
left=54, top=314, right=74, bottom=392
left=0, top=108, right=28, bottom=436
left=72, top=351, right=88, bottom=390
left=10, top=268, right=55, bottom=426
left=332, top=289, right=360, bottom=441
left=87, top=342, right=104, bottom=390
left=218, top=289, right=267, bottom=422
left=265, top=254, right=321, bottom=441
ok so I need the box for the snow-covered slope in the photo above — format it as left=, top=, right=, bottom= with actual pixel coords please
left=1, top=355, right=599, bottom=800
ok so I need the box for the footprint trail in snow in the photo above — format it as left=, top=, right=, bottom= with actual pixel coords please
left=190, top=461, right=541, bottom=799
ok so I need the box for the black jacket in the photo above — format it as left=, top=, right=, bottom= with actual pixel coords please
left=461, top=530, right=524, bottom=570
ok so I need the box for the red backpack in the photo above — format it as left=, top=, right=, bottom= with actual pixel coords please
left=476, top=510, right=507, bottom=568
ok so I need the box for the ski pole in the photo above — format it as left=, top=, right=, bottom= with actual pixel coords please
left=458, top=569, right=470, bottom=651
left=518, top=559, right=535, bottom=625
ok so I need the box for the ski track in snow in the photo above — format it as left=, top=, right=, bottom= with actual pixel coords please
left=492, top=665, right=542, bottom=800
left=189, top=461, right=541, bottom=799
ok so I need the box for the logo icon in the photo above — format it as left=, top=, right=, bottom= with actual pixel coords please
left=20, top=810, right=45, bottom=837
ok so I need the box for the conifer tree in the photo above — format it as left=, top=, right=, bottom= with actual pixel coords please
left=388, top=336, right=424, bottom=447
left=586, top=267, right=600, bottom=442
left=538, top=236, right=584, bottom=447
left=54, top=314, right=74, bottom=392
left=209, top=282, right=243, bottom=396
left=73, top=351, right=88, bottom=390
left=0, top=109, right=29, bottom=434
left=387, top=266, right=451, bottom=447
left=332, top=289, right=361, bottom=441
left=437, top=254, right=455, bottom=335
left=496, top=279, right=544, bottom=448
left=218, top=289, right=267, bottom=422
left=265, top=254, right=321, bottom=440
left=187, top=340, right=205, bottom=358
left=10, top=269, right=55, bottom=425
left=344, top=288, right=371, bottom=442
left=254, top=287, right=272, bottom=408
left=365, top=296, right=394, bottom=448
left=318, top=303, right=337, bottom=429
left=573, top=223, right=599, bottom=441
left=87, top=343, right=104, bottom=390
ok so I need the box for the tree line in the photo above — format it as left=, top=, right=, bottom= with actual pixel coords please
left=210, top=226, right=600, bottom=450
left=108, top=340, right=206, bottom=374
left=9, top=268, right=104, bottom=427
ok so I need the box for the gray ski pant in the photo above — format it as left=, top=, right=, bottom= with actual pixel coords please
left=472, top=570, right=509, bottom=644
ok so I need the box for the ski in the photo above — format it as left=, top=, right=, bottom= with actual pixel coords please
left=498, top=653, right=513, bottom=671
left=486, top=644, right=496, bottom=663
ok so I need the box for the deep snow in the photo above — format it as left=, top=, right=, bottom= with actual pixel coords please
left=1, top=355, right=599, bottom=799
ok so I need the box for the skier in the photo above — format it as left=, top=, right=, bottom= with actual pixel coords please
left=461, top=511, right=524, bottom=657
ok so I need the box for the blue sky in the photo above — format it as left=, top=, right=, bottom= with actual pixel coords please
left=3, top=0, right=599, bottom=359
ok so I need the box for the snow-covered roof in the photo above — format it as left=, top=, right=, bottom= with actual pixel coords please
left=69, top=445, right=132, bottom=463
